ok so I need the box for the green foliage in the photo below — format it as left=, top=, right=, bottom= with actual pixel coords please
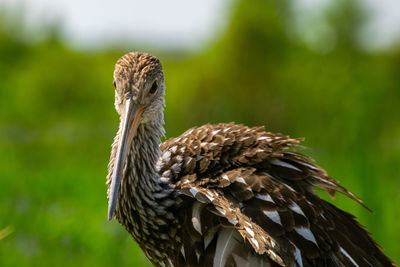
left=0, top=0, right=399, bottom=265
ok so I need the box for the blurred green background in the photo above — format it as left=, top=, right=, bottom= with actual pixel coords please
left=0, top=0, right=399, bottom=266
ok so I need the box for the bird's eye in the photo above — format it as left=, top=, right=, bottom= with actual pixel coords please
left=113, top=80, right=117, bottom=89
left=149, top=81, right=158, bottom=94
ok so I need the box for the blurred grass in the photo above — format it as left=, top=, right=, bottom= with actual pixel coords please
left=0, top=0, right=399, bottom=266
left=0, top=226, right=14, bottom=240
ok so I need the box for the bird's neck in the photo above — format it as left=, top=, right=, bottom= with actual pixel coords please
left=125, top=115, right=165, bottom=192
left=110, top=111, right=177, bottom=224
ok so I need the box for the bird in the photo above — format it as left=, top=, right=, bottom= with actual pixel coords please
left=106, top=52, right=395, bottom=267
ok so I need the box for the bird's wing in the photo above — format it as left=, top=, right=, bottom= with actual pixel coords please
left=159, top=123, right=394, bottom=267
left=160, top=123, right=363, bottom=205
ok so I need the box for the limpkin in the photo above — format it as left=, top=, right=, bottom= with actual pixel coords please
left=106, top=52, right=395, bottom=267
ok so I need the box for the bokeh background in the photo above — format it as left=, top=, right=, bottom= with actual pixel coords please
left=1, top=0, right=399, bottom=266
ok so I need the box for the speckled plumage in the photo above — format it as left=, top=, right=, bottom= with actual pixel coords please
left=106, top=52, right=395, bottom=267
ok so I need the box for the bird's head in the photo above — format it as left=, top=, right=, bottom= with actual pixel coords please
left=108, top=52, right=165, bottom=221
left=113, top=52, right=165, bottom=122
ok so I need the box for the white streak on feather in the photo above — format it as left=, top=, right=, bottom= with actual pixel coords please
left=285, top=184, right=297, bottom=192
left=340, top=246, right=359, bottom=267
left=215, top=206, right=226, bottom=215
left=223, top=127, right=231, bottom=133
left=160, top=177, right=170, bottom=183
left=154, top=249, right=161, bottom=257
left=293, top=244, right=303, bottom=267
left=255, top=193, right=274, bottom=203
left=180, top=246, right=185, bottom=260
left=171, top=163, right=181, bottom=173
left=162, top=170, right=171, bottom=178
left=195, top=250, right=201, bottom=262
left=251, top=237, right=259, bottom=250
left=192, top=217, right=201, bottom=235
left=228, top=218, right=238, bottom=225
left=209, top=142, right=218, bottom=148
left=192, top=202, right=203, bottom=235
left=296, top=160, right=320, bottom=171
left=270, top=239, right=275, bottom=247
left=185, top=129, right=194, bottom=136
left=213, top=229, right=240, bottom=267
left=162, top=151, right=171, bottom=163
left=175, top=155, right=182, bottom=162
left=204, top=192, right=215, bottom=202
left=155, top=159, right=163, bottom=171
left=294, top=227, right=318, bottom=246
left=189, top=188, right=198, bottom=197
left=235, top=177, right=246, bottom=184
left=184, top=157, right=193, bottom=166
left=258, top=136, right=272, bottom=141
left=240, top=136, right=250, bottom=142
left=289, top=202, right=306, bottom=217
left=269, top=158, right=302, bottom=172
left=244, top=226, right=254, bottom=238
left=311, top=175, right=336, bottom=186
left=269, top=250, right=278, bottom=258
left=263, top=210, right=282, bottom=225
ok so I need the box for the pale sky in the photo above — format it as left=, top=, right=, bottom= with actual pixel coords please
left=0, top=0, right=399, bottom=51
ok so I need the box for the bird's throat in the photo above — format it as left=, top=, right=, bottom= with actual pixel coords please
left=110, top=113, right=172, bottom=222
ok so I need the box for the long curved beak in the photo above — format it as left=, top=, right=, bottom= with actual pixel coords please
left=108, top=98, right=144, bottom=221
